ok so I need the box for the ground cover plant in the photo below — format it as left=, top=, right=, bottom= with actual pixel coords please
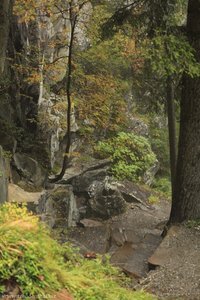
left=0, top=203, right=156, bottom=300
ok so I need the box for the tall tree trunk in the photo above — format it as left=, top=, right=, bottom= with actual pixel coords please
left=0, top=0, right=12, bottom=74
left=166, top=76, right=177, bottom=195
left=169, top=0, right=200, bottom=223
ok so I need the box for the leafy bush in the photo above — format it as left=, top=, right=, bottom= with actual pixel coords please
left=0, top=204, right=157, bottom=300
left=95, top=132, right=156, bottom=182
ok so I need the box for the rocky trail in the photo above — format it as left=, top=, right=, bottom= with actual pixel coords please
left=68, top=199, right=200, bottom=300
left=68, top=199, right=170, bottom=280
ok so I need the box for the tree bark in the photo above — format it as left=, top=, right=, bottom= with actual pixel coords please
left=169, top=0, right=200, bottom=223
left=0, top=0, right=12, bottom=74
left=166, top=76, right=177, bottom=195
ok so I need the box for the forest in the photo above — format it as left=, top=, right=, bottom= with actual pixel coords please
left=0, top=0, right=200, bottom=299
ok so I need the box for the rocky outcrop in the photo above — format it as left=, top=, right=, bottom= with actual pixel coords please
left=128, top=116, right=149, bottom=137
left=119, top=180, right=151, bottom=204
left=8, top=183, right=43, bottom=203
left=0, top=146, right=9, bottom=203
left=12, top=153, right=46, bottom=189
left=60, top=158, right=111, bottom=187
left=37, top=185, right=79, bottom=229
left=88, top=178, right=127, bottom=219
left=143, top=160, right=160, bottom=185
left=58, top=159, right=127, bottom=219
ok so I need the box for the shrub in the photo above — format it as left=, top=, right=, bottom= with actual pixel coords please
left=0, top=204, right=157, bottom=300
left=95, top=132, right=156, bottom=182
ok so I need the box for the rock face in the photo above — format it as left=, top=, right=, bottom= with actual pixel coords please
left=58, top=159, right=127, bottom=219
left=143, top=160, right=160, bottom=186
left=37, top=185, right=79, bottom=229
left=0, top=4, right=75, bottom=170
left=61, top=158, right=111, bottom=189
left=0, top=146, right=9, bottom=203
left=128, top=116, right=149, bottom=137
left=12, top=153, right=46, bottom=189
left=119, top=180, right=151, bottom=204
left=8, top=183, right=43, bottom=203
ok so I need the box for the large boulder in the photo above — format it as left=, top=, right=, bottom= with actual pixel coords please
left=88, top=178, right=127, bottom=219
left=60, top=158, right=111, bottom=194
left=0, top=146, right=9, bottom=203
left=119, top=180, right=151, bottom=204
left=12, top=153, right=46, bottom=189
left=8, top=183, right=43, bottom=203
left=37, top=185, right=79, bottom=229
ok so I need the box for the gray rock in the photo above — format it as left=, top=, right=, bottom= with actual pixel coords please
left=60, top=158, right=111, bottom=191
left=0, top=146, right=9, bottom=203
left=37, top=185, right=79, bottom=229
left=119, top=180, right=151, bottom=204
left=13, top=153, right=46, bottom=188
left=128, top=116, right=149, bottom=137
left=68, top=225, right=110, bottom=254
left=143, top=160, right=160, bottom=186
left=88, top=179, right=127, bottom=219
left=110, top=234, right=162, bottom=279
left=79, top=219, right=103, bottom=227
left=72, top=168, right=108, bottom=194
left=8, top=183, right=43, bottom=203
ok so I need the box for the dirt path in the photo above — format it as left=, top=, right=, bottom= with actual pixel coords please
left=140, top=225, right=200, bottom=300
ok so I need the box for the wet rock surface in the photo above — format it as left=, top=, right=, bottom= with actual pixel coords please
left=68, top=225, right=110, bottom=254
left=68, top=196, right=171, bottom=281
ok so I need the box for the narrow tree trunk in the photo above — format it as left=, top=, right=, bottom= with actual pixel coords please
left=169, top=0, right=200, bottom=223
left=49, top=3, right=77, bottom=182
left=166, top=76, right=177, bottom=194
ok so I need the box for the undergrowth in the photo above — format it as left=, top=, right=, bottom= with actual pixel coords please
left=152, top=177, right=172, bottom=199
left=94, top=132, right=156, bottom=182
left=0, top=203, right=157, bottom=299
